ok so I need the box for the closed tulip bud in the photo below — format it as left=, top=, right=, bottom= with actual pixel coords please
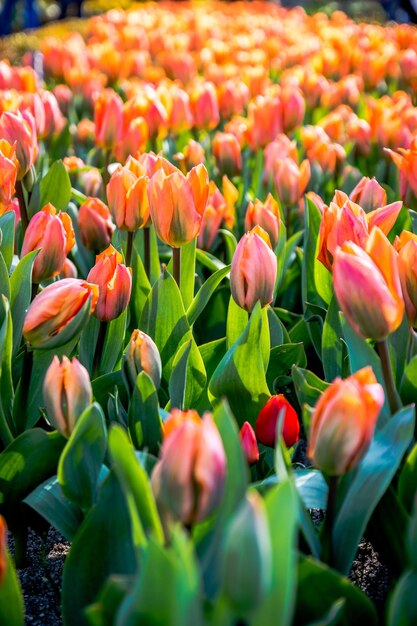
left=182, top=139, right=205, bottom=170
left=281, top=86, right=305, bottom=133
left=107, top=165, right=149, bottom=232
left=23, top=278, right=98, bottom=348
left=190, top=81, right=220, bottom=130
left=274, top=157, right=310, bottom=207
left=122, top=329, right=162, bottom=392
left=114, top=116, right=148, bottom=163
left=222, top=492, right=272, bottom=614
left=308, top=367, right=384, bottom=476
left=21, top=203, right=75, bottom=283
left=151, top=410, right=226, bottom=525
left=245, top=194, right=280, bottom=250
left=230, top=226, right=277, bottom=313
left=78, top=197, right=115, bottom=252
left=147, top=163, right=209, bottom=247
left=43, top=356, right=92, bottom=438
left=333, top=227, right=404, bottom=340
left=239, top=422, right=259, bottom=465
left=395, top=231, right=417, bottom=327
left=94, top=89, right=123, bottom=150
left=0, top=516, right=6, bottom=583
left=256, top=394, right=299, bottom=448
left=349, top=177, right=388, bottom=212
left=212, top=132, right=242, bottom=177
left=386, top=138, right=417, bottom=202
left=0, top=139, right=18, bottom=214
left=87, top=245, right=132, bottom=322
left=0, top=110, right=38, bottom=179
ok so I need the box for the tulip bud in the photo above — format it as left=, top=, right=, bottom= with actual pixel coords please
left=349, top=176, right=388, bottom=212
left=78, top=197, right=115, bottom=252
left=197, top=181, right=226, bottom=251
left=395, top=231, right=417, bottom=327
left=0, top=110, right=38, bottom=179
left=0, top=515, right=6, bottom=583
left=256, top=394, right=299, bottom=448
left=87, top=245, right=132, bottom=322
left=333, top=228, right=404, bottom=340
left=281, top=86, right=305, bottom=133
left=151, top=409, right=226, bottom=525
left=43, top=356, right=92, bottom=438
left=308, top=367, right=384, bottom=475
left=147, top=163, right=209, bottom=247
left=23, top=278, right=99, bottom=348
left=107, top=164, right=149, bottom=232
left=182, top=139, right=205, bottom=170
left=245, top=194, right=280, bottom=250
left=274, top=157, right=310, bottom=207
left=114, top=116, right=148, bottom=163
left=94, top=88, right=123, bottom=150
left=0, top=139, right=18, bottom=215
left=190, top=81, right=220, bottom=130
left=222, top=492, right=272, bottom=614
left=60, top=258, right=78, bottom=279
left=239, top=422, right=259, bottom=465
left=212, top=132, right=242, bottom=177
left=230, top=226, right=277, bottom=313
left=122, top=329, right=162, bottom=392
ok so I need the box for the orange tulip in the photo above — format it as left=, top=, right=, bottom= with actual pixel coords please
left=114, top=116, right=148, bottom=163
left=23, top=278, right=98, bottom=348
left=190, top=81, right=220, bottom=130
left=0, top=139, right=18, bottom=215
left=245, top=194, right=280, bottom=250
left=87, top=245, right=132, bottom=322
left=147, top=162, right=209, bottom=247
left=308, top=367, right=384, bottom=476
left=78, top=197, right=115, bottom=253
left=212, top=132, right=242, bottom=177
left=333, top=227, right=404, bottom=340
left=106, top=162, right=149, bottom=232
left=386, top=137, right=417, bottom=202
left=274, top=157, right=310, bottom=207
left=43, top=356, right=92, bottom=438
left=349, top=176, right=388, bottom=212
left=94, top=88, right=123, bottom=150
left=281, top=86, right=305, bottom=133
left=394, top=231, right=417, bottom=327
left=0, top=110, right=38, bottom=179
left=122, top=329, right=162, bottom=392
left=263, top=134, right=298, bottom=184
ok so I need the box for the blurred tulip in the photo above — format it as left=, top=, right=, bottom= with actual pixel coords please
left=245, top=194, right=280, bottom=249
left=107, top=163, right=149, bottom=231
left=87, top=245, right=132, bottom=322
left=0, top=516, right=6, bottom=584
left=43, top=356, right=92, bottom=438
left=190, top=81, right=220, bottom=130
left=147, top=163, right=209, bottom=247
left=23, top=278, right=98, bottom=348
left=114, top=116, right=148, bottom=163
left=0, top=139, right=18, bottom=215
left=246, top=93, right=282, bottom=150
left=212, top=132, right=242, bottom=177
left=386, top=138, right=417, bottom=202
left=274, top=158, right=310, bottom=207
left=122, top=329, right=162, bottom=392
left=333, top=227, right=404, bottom=340
left=60, top=258, right=78, bottom=279
left=197, top=181, right=226, bottom=250
left=281, top=86, right=305, bottom=133
left=181, top=139, right=205, bottom=171
left=78, top=197, right=115, bottom=252
left=395, top=231, right=417, bottom=327
left=239, top=422, right=259, bottom=465
left=0, top=110, right=38, bottom=179
left=308, top=367, right=384, bottom=476
left=21, top=203, right=75, bottom=283
left=151, top=409, right=226, bottom=525
left=349, top=177, right=388, bottom=212
left=230, top=226, right=277, bottom=313
left=222, top=175, right=239, bottom=230
left=255, top=394, right=299, bottom=448
left=94, top=88, right=123, bottom=150
left=263, top=135, right=298, bottom=184
left=39, top=90, right=66, bottom=138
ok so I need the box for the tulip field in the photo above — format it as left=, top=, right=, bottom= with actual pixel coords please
left=2, top=1, right=417, bottom=624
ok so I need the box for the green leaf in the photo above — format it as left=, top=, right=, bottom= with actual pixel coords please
left=294, top=470, right=328, bottom=510
left=218, top=229, right=237, bottom=264
left=306, top=599, right=346, bottom=626
left=0, top=211, right=15, bottom=270
left=10, top=249, right=38, bottom=356
left=388, top=571, right=417, bottom=626
left=295, top=556, right=377, bottom=626
left=226, top=295, right=248, bottom=349
left=58, top=403, right=107, bottom=511
left=99, top=309, right=127, bottom=376
left=322, top=296, right=344, bottom=382
left=61, top=471, right=137, bottom=626
left=196, top=248, right=226, bottom=273
left=195, top=338, right=227, bottom=412
left=267, top=343, right=307, bottom=391
left=79, top=315, right=100, bottom=376
left=181, top=238, right=196, bottom=310
left=0, top=296, right=14, bottom=444
left=209, top=303, right=270, bottom=426
left=332, top=405, right=415, bottom=575
left=400, top=354, right=417, bottom=405
left=92, top=370, right=128, bottom=414
left=292, top=366, right=329, bottom=409
left=85, top=576, right=132, bottom=626
left=398, top=442, right=417, bottom=513
left=0, top=253, right=10, bottom=301
left=128, top=372, right=162, bottom=455
left=0, top=549, right=25, bottom=626
left=37, top=160, right=72, bottom=212
left=187, top=265, right=230, bottom=327
left=23, top=475, right=84, bottom=541
left=169, top=339, right=207, bottom=410
left=129, top=244, right=151, bottom=329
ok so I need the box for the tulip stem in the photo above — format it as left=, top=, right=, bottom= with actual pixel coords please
left=376, top=339, right=400, bottom=415
left=322, top=475, right=339, bottom=565
left=173, top=247, right=181, bottom=288
left=125, top=231, right=135, bottom=268
left=144, top=226, right=151, bottom=279
left=15, top=180, right=29, bottom=237
left=93, top=321, right=107, bottom=379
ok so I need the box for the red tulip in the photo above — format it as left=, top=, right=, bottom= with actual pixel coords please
left=255, top=395, right=299, bottom=448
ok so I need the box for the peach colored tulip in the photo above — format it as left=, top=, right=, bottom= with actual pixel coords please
left=245, top=194, right=280, bottom=250
left=190, top=81, right=220, bottom=130
left=231, top=226, right=277, bottom=313
left=43, top=356, right=92, bottom=438
left=263, top=135, right=298, bottom=184
left=147, top=162, right=209, bottom=247
left=94, top=88, right=123, bottom=150
left=349, top=176, right=388, bottom=212
left=106, top=164, right=149, bottom=232
left=122, top=329, right=162, bottom=391
left=78, top=197, right=115, bottom=253
left=394, top=231, right=417, bottom=327
left=281, top=86, right=305, bottom=133
left=246, top=94, right=282, bottom=150
left=0, top=139, right=18, bottom=215
left=197, top=181, right=226, bottom=251
left=386, top=138, right=417, bottom=201
left=308, top=367, right=384, bottom=476
left=333, top=228, right=404, bottom=340
left=274, top=158, right=310, bottom=207
left=151, top=409, right=226, bottom=525
left=23, top=278, right=98, bottom=348
left=114, top=116, right=148, bottom=163
left=87, top=245, right=132, bottom=322
left=212, top=132, right=242, bottom=177
left=0, top=110, right=38, bottom=179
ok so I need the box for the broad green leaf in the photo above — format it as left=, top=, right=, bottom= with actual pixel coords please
left=85, top=576, right=132, bottom=626
left=195, top=338, right=227, bottom=412
left=129, top=244, right=151, bottom=329
left=92, top=370, right=128, bottom=411
left=400, top=354, right=417, bottom=405
left=58, top=403, right=107, bottom=511
left=187, top=265, right=230, bottom=327
left=294, top=470, right=328, bottom=510
left=61, top=471, right=137, bottom=626
left=388, top=571, right=417, bottom=626
left=218, top=229, right=237, bottom=264
left=10, top=249, right=38, bottom=356
left=292, top=366, right=329, bottom=409
left=0, top=549, right=24, bottom=626
left=0, top=211, right=15, bottom=270
left=100, top=309, right=127, bottom=376
left=38, top=160, right=72, bottom=212
left=332, top=405, right=415, bottom=575
left=169, top=339, right=206, bottom=411
left=209, top=303, right=270, bottom=426
left=267, top=343, right=307, bottom=391
left=128, top=372, right=162, bottom=455
left=322, top=296, right=344, bottom=382
left=0, top=296, right=14, bottom=444
left=398, top=442, right=417, bottom=513
left=0, top=253, right=10, bottom=301
left=79, top=315, right=100, bottom=376
left=196, top=248, right=226, bottom=273
left=226, top=295, right=248, bottom=349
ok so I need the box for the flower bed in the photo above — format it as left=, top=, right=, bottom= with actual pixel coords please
left=0, top=2, right=417, bottom=625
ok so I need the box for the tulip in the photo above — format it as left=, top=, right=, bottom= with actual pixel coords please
left=21, top=203, right=75, bottom=283
left=106, top=164, right=149, bottom=232
left=0, top=515, right=6, bottom=584
left=189, top=81, right=220, bottom=130
left=43, top=356, right=92, bottom=438
left=60, top=258, right=78, bottom=279
left=23, top=278, right=98, bottom=348
left=255, top=394, right=299, bottom=448
left=0, top=110, right=38, bottom=179
left=87, top=245, right=132, bottom=322
left=386, top=137, right=417, bottom=202
left=212, top=132, right=242, bottom=177
left=78, top=197, right=115, bottom=252
left=221, top=492, right=272, bottom=614
left=181, top=139, right=205, bottom=171
left=274, top=157, right=310, bottom=207
left=0, top=139, right=18, bottom=215
left=394, top=231, right=417, bottom=327
left=230, top=226, right=277, bottom=313
left=349, top=176, right=388, bottom=212
left=239, top=422, right=259, bottom=465
left=263, top=134, right=298, bottom=184
left=147, top=163, right=209, bottom=247
left=333, top=227, right=404, bottom=341
left=246, top=93, right=282, bottom=150
left=114, top=116, right=148, bottom=163
left=245, top=194, right=280, bottom=250
left=151, top=409, right=226, bottom=525
left=122, top=329, right=162, bottom=392
left=281, top=86, right=305, bottom=133
left=94, top=88, right=123, bottom=151
left=308, top=367, right=384, bottom=476
left=197, top=181, right=226, bottom=251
